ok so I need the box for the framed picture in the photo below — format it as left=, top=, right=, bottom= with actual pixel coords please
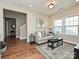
left=36, top=16, right=44, bottom=29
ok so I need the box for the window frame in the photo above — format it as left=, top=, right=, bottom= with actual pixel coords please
left=64, top=16, right=79, bottom=36
left=53, top=15, right=79, bottom=36
left=53, top=19, right=63, bottom=34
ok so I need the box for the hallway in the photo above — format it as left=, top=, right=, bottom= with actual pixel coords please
left=2, top=38, right=45, bottom=59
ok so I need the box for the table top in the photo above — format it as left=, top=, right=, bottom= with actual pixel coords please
left=74, top=44, right=79, bottom=49
left=48, top=38, right=63, bottom=42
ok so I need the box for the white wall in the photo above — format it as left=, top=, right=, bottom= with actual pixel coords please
left=0, top=2, right=49, bottom=42
left=0, top=2, right=27, bottom=41
left=0, top=2, right=27, bottom=14
left=52, top=5, right=79, bottom=19
left=52, top=5, right=79, bottom=44
left=4, top=10, right=49, bottom=42
left=27, top=12, right=49, bottom=42
left=4, top=10, right=26, bottom=38
left=0, top=7, right=4, bottom=41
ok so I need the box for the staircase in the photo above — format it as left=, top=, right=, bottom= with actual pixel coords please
left=20, top=24, right=27, bottom=40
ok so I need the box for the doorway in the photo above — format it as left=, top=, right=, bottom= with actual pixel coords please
left=5, top=17, right=16, bottom=39
left=3, top=9, right=27, bottom=43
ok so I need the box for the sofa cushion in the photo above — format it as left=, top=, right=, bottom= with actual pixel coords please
left=36, top=36, right=54, bottom=41
left=42, top=36, right=54, bottom=40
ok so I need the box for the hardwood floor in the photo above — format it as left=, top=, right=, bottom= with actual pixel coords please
left=2, top=37, right=45, bottom=59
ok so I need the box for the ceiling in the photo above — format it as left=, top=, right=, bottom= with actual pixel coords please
left=0, top=0, right=79, bottom=16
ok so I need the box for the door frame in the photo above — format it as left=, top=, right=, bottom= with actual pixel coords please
left=4, top=17, right=16, bottom=38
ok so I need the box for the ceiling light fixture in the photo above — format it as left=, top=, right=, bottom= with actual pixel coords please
left=48, top=0, right=54, bottom=8
left=48, top=3, right=54, bottom=8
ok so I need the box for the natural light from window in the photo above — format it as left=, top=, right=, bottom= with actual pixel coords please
left=53, top=16, right=79, bottom=36
left=65, top=16, right=78, bottom=35
left=54, top=20, right=62, bottom=34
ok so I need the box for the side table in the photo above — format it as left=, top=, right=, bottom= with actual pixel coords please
left=29, top=34, right=35, bottom=44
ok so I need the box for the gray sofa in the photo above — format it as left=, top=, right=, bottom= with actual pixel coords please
left=35, top=31, right=54, bottom=44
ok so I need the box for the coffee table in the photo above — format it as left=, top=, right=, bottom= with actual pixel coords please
left=48, top=38, right=63, bottom=49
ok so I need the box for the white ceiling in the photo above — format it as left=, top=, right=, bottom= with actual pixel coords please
left=0, top=0, right=78, bottom=16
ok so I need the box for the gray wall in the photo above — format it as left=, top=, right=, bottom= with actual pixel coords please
left=4, top=10, right=26, bottom=38
left=5, top=18, right=16, bottom=37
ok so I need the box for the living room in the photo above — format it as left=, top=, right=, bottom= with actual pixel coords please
left=0, top=0, right=79, bottom=59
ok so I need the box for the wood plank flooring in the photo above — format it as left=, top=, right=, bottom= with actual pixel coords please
left=2, top=37, right=45, bottom=59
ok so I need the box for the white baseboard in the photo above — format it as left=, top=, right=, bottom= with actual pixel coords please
left=64, top=40, right=77, bottom=45
left=20, top=37, right=27, bottom=40
left=16, top=36, right=20, bottom=39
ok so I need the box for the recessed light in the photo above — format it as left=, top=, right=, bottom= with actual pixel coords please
left=75, top=0, right=79, bottom=2
left=30, top=5, right=32, bottom=7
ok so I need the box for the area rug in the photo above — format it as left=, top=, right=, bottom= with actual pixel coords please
left=36, top=43, right=75, bottom=59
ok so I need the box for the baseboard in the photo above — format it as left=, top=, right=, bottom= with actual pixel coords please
left=20, top=37, right=27, bottom=40
left=64, top=40, right=77, bottom=45
left=16, top=36, right=20, bottom=38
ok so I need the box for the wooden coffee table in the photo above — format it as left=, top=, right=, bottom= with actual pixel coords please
left=48, top=38, right=63, bottom=49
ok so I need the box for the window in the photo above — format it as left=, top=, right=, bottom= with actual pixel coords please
left=54, top=20, right=62, bottom=34
left=65, top=16, right=79, bottom=35
left=53, top=16, right=79, bottom=36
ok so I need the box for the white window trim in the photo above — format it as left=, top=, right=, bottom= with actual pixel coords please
left=64, top=16, right=79, bottom=36
left=53, top=16, right=79, bottom=36
left=53, top=20, right=62, bottom=34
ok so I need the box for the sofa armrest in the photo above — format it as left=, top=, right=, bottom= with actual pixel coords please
left=0, top=41, right=7, bottom=54
left=0, top=41, right=6, bottom=49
